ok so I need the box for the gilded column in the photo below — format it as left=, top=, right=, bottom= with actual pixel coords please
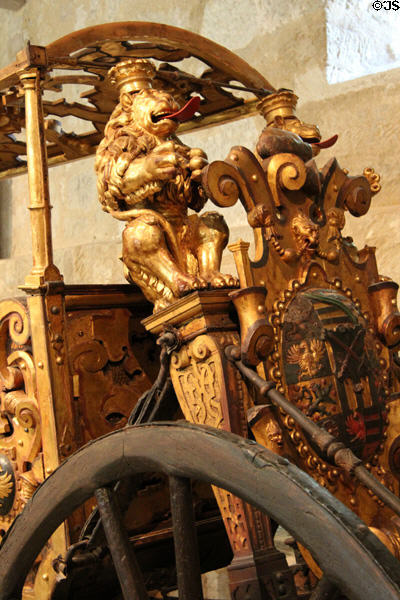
left=18, top=70, right=66, bottom=598
left=20, top=69, right=62, bottom=287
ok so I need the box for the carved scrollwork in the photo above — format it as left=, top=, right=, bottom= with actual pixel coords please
left=0, top=300, right=31, bottom=391
left=67, top=309, right=155, bottom=441
left=266, top=152, right=307, bottom=207
left=337, top=174, right=372, bottom=217
left=201, top=161, right=241, bottom=208
left=0, top=300, right=30, bottom=346
left=190, top=336, right=212, bottom=361
left=170, top=335, right=224, bottom=429
left=72, top=340, right=109, bottom=373
left=171, top=335, right=223, bottom=428
left=0, top=300, right=43, bottom=534
left=203, top=145, right=271, bottom=215
left=170, top=347, right=190, bottom=370
left=213, top=488, right=249, bottom=552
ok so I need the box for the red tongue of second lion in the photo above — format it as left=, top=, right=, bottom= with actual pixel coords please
left=165, top=96, right=201, bottom=122
left=162, top=97, right=339, bottom=153
left=312, top=134, right=338, bottom=149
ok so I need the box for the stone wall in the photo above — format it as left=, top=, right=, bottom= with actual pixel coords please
left=0, top=0, right=399, bottom=297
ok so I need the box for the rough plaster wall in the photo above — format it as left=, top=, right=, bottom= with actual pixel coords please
left=326, top=0, right=400, bottom=83
left=0, top=0, right=399, bottom=297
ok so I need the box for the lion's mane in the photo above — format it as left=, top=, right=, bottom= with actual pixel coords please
left=95, top=102, right=159, bottom=212
left=95, top=95, right=199, bottom=215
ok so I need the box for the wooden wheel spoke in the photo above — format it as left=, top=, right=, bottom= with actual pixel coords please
left=310, top=575, right=340, bottom=600
left=95, top=486, right=149, bottom=600
left=169, top=475, right=204, bottom=600
left=2, top=424, right=400, bottom=600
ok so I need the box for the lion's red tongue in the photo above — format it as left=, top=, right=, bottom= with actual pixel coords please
left=312, top=134, right=338, bottom=149
left=165, top=96, right=201, bottom=122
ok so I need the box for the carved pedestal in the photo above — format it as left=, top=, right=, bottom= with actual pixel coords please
left=143, top=290, right=296, bottom=600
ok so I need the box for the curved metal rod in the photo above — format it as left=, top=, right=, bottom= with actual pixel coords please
left=225, top=345, right=400, bottom=519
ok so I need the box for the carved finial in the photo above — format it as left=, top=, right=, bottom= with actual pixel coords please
left=257, top=90, right=321, bottom=143
left=228, top=239, right=254, bottom=288
left=108, top=58, right=156, bottom=95
left=257, top=90, right=299, bottom=125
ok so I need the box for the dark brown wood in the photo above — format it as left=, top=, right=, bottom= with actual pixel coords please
left=1, top=423, right=400, bottom=600
left=169, top=475, right=204, bottom=600
left=95, top=486, right=148, bottom=600
left=309, top=575, right=339, bottom=600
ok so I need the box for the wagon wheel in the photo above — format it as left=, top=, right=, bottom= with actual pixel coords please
left=1, top=423, right=400, bottom=600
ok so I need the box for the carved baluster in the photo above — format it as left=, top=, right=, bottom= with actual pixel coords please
left=19, top=70, right=62, bottom=287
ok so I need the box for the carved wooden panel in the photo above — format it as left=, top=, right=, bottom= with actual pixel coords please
left=65, top=306, right=159, bottom=444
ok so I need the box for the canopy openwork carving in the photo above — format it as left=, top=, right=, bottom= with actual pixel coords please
left=0, top=22, right=273, bottom=179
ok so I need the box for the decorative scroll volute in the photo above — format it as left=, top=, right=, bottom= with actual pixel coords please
left=264, top=152, right=307, bottom=207
left=368, top=281, right=400, bottom=348
left=200, top=161, right=241, bottom=209
left=0, top=300, right=30, bottom=390
left=0, top=300, right=43, bottom=534
left=202, top=146, right=273, bottom=263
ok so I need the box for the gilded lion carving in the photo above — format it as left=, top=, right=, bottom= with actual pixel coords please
left=96, top=59, right=237, bottom=311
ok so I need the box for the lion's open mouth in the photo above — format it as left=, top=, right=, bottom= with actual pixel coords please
left=152, top=96, right=201, bottom=123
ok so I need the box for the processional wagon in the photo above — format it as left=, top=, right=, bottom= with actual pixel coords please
left=0, top=21, right=400, bottom=600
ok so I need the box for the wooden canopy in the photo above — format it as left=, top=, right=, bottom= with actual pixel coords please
left=0, top=22, right=274, bottom=180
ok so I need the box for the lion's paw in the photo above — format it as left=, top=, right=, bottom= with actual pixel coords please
left=208, top=273, right=239, bottom=289
left=175, top=274, right=208, bottom=296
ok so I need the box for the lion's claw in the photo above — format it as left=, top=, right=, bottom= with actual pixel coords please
left=207, top=272, right=239, bottom=289
left=175, top=274, right=208, bottom=296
